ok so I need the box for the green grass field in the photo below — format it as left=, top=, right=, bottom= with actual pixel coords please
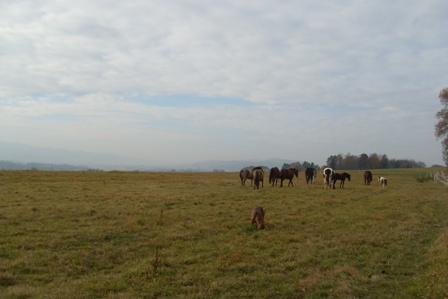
left=1, top=169, right=447, bottom=298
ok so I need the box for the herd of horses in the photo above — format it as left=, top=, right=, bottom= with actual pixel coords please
left=240, top=167, right=388, bottom=189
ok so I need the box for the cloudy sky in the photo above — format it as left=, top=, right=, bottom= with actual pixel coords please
left=1, top=0, right=447, bottom=167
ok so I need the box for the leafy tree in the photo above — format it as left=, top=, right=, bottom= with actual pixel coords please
left=336, top=154, right=344, bottom=169
left=327, top=155, right=338, bottom=169
left=302, top=161, right=311, bottom=168
left=358, top=153, right=369, bottom=169
left=435, top=88, right=448, bottom=165
left=343, top=153, right=358, bottom=169
left=379, top=154, right=389, bottom=169
left=325, top=153, right=424, bottom=169
left=368, top=153, right=381, bottom=169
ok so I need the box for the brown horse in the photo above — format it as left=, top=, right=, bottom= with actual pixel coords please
left=332, top=172, right=351, bottom=189
left=269, top=167, right=281, bottom=186
left=280, top=168, right=299, bottom=187
left=239, top=168, right=253, bottom=186
left=364, top=171, right=373, bottom=185
left=253, top=169, right=264, bottom=189
left=305, top=167, right=315, bottom=184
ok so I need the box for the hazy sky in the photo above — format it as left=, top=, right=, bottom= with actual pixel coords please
left=1, top=0, right=447, bottom=166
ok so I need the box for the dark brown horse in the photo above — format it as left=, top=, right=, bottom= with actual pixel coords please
left=239, top=168, right=253, bottom=186
left=332, top=172, right=351, bottom=189
left=305, top=167, right=316, bottom=184
left=280, top=168, right=299, bottom=187
left=269, top=167, right=281, bottom=186
left=253, top=169, right=264, bottom=189
left=363, top=171, right=373, bottom=185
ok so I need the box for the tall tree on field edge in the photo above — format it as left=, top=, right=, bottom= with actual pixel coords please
left=435, top=88, right=448, bottom=166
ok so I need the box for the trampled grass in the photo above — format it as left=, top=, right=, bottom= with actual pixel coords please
left=0, top=169, right=447, bottom=298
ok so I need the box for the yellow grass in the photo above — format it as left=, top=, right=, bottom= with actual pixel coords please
left=0, top=169, right=447, bottom=298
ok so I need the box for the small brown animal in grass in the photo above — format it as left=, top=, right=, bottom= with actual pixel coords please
left=251, top=207, right=265, bottom=229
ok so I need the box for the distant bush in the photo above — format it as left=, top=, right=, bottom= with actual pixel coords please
left=415, top=173, right=433, bottom=183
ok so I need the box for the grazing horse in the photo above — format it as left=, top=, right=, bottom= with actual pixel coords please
left=280, top=168, right=299, bottom=187
left=378, top=176, right=388, bottom=188
left=323, top=167, right=335, bottom=189
left=332, top=172, right=351, bottom=189
left=305, top=167, right=316, bottom=184
left=269, top=167, right=281, bottom=186
left=251, top=207, right=265, bottom=229
left=239, top=168, right=253, bottom=186
left=364, top=171, right=373, bottom=185
left=253, top=169, right=264, bottom=189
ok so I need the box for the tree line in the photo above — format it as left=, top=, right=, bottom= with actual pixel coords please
left=326, top=153, right=426, bottom=170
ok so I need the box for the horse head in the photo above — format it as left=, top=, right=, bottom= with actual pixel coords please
left=293, top=168, right=299, bottom=177
left=345, top=173, right=351, bottom=181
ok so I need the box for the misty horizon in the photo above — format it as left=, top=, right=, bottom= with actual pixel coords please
left=0, top=141, right=433, bottom=171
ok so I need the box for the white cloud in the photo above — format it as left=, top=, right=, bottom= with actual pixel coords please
left=0, top=0, right=447, bottom=165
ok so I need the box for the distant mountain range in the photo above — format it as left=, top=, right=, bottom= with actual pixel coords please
left=0, top=160, right=91, bottom=171
left=0, top=158, right=299, bottom=172
left=0, top=141, right=308, bottom=172
left=0, top=141, right=135, bottom=168
left=186, top=159, right=296, bottom=171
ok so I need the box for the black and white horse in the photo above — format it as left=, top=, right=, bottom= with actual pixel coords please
left=378, top=176, right=388, bottom=188
left=323, top=167, right=335, bottom=189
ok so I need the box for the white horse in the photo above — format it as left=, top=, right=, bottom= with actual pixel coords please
left=378, top=176, right=388, bottom=188
left=323, top=167, right=335, bottom=189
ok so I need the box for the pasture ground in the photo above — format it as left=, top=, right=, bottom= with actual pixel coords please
left=0, top=169, right=447, bottom=298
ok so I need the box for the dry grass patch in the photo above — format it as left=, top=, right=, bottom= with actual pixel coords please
left=0, top=169, right=447, bottom=298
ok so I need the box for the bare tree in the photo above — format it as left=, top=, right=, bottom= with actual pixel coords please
left=435, top=88, right=448, bottom=165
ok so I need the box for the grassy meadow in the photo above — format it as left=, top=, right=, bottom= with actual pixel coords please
left=1, top=168, right=447, bottom=298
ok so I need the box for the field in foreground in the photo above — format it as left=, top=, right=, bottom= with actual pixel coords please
left=0, top=169, right=447, bottom=298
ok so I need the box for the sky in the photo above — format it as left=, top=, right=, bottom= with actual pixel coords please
left=1, top=0, right=447, bottom=167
